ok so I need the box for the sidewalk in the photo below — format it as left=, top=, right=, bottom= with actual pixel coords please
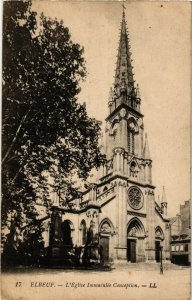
left=113, top=261, right=190, bottom=271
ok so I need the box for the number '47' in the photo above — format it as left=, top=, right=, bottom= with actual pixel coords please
left=16, top=282, right=22, bottom=287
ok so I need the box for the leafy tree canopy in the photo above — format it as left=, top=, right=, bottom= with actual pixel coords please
left=2, top=1, right=104, bottom=230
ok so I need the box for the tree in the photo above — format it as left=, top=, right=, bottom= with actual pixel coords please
left=2, top=0, right=39, bottom=241
left=2, top=1, right=104, bottom=258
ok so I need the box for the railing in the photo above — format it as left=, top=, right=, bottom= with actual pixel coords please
left=97, top=186, right=115, bottom=205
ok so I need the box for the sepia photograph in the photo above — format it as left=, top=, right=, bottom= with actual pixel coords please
left=1, top=1, right=191, bottom=300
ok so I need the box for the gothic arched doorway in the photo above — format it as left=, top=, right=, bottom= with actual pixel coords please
left=99, top=219, right=114, bottom=262
left=155, top=226, right=164, bottom=262
left=127, top=218, right=145, bottom=263
left=62, top=220, right=74, bottom=248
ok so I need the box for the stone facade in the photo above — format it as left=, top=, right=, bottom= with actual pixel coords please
left=45, top=10, right=170, bottom=263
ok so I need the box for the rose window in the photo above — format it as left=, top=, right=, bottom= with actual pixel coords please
left=128, top=187, right=143, bottom=210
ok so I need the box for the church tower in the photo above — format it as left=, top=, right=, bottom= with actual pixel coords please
left=96, top=8, right=170, bottom=262
left=104, top=8, right=152, bottom=186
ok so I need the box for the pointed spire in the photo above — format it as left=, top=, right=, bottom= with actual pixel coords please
left=161, top=186, right=167, bottom=203
left=114, top=6, right=136, bottom=98
left=143, top=133, right=151, bottom=160
left=121, top=3, right=126, bottom=35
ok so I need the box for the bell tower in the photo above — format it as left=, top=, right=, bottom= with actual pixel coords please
left=104, top=8, right=151, bottom=186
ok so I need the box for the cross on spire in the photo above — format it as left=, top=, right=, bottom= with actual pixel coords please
left=121, top=2, right=126, bottom=13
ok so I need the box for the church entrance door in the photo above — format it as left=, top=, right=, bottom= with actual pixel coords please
left=100, top=236, right=109, bottom=261
left=62, top=220, right=73, bottom=247
left=155, top=241, right=161, bottom=262
left=127, top=239, right=136, bottom=262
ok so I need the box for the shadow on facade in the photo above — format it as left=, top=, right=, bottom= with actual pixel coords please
left=2, top=210, right=113, bottom=270
left=43, top=211, right=112, bottom=269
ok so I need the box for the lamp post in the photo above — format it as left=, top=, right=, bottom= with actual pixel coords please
left=159, top=245, right=163, bottom=274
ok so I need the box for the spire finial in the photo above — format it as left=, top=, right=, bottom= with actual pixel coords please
left=161, top=186, right=167, bottom=203
left=121, top=1, right=126, bottom=15
left=108, top=87, right=113, bottom=101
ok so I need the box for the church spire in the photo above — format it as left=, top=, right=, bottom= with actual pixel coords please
left=114, top=6, right=136, bottom=101
left=161, top=186, right=168, bottom=215
left=143, top=133, right=151, bottom=160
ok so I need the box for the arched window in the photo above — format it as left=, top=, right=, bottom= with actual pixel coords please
left=130, top=161, right=137, bottom=177
left=110, top=119, right=119, bottom=136
left=128, top=130, right=131, bottom=152
left=103, top=186, right=108, bottom=193
left=62, top=220, right=73, bottom=246
left=128, top=128, right=135, bottom=154
left=80, top=220, right=87, bottom=245
left=131, top=132, right=134, bottom=153
left=128, top=118, right=138, bottom=154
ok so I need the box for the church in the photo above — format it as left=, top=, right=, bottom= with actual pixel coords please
left=45, top=9, right=170, bottom=263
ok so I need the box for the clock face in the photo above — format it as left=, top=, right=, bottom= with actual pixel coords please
left=128, top=186, right=143, bottom=210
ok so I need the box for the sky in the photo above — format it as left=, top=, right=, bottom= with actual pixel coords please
left=32, top=1, right=191, bottom=217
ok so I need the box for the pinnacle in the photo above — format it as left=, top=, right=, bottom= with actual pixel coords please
left=143, top=133, right=151, bottom=160
left=161, top=186, right=167, bottom=204
left=136, top=84, right=141, bottom=98
left=108, top=87, right=114, bottom=101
